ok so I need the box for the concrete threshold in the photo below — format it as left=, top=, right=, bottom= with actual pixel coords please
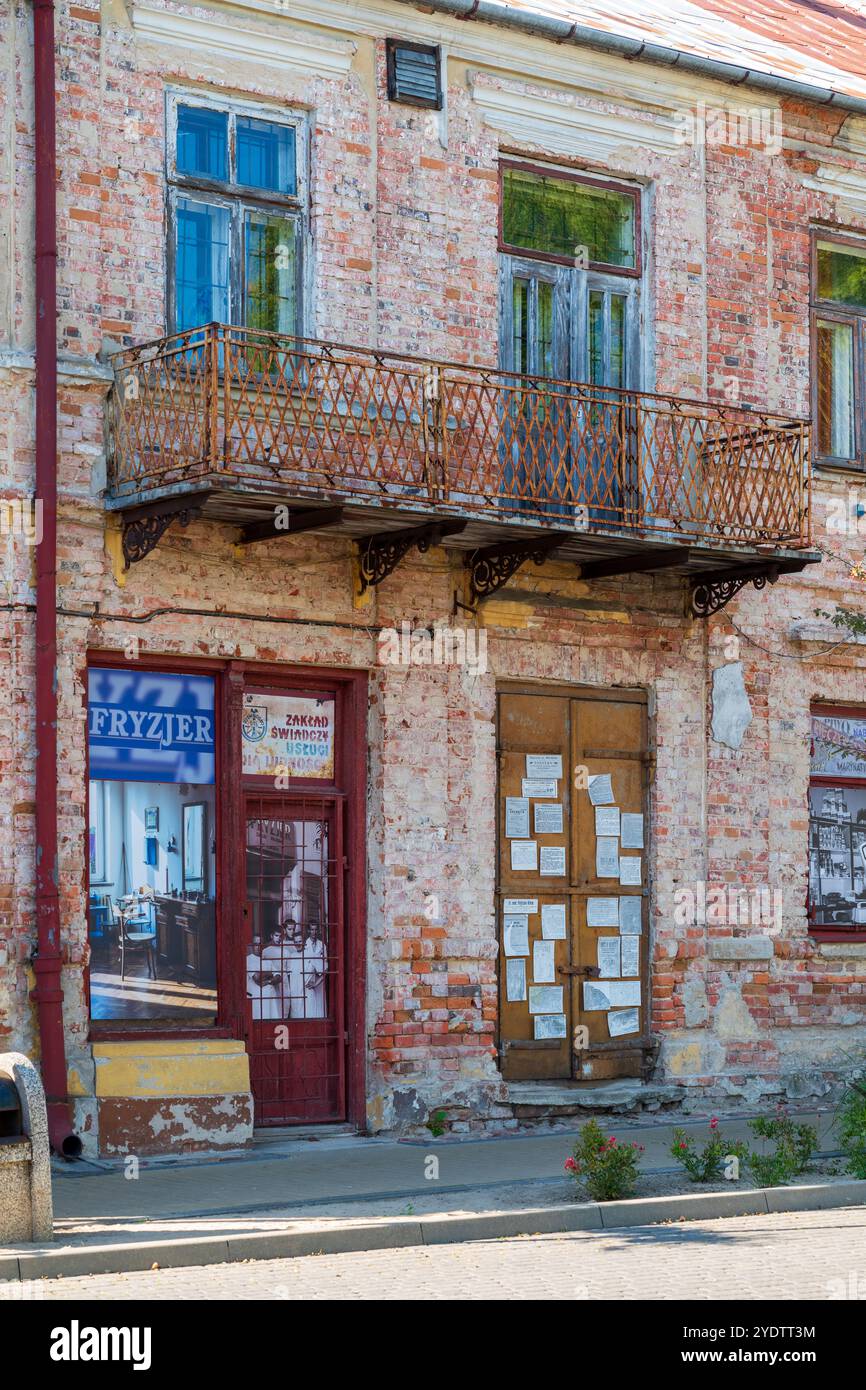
left=3, top=1177, right=865, bottom=1283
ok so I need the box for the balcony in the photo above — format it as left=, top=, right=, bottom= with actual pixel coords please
left=106, top=323, right=818, bottom=615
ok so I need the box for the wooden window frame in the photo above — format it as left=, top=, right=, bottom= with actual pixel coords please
left=808, top=701, right=866, bottom=940
left=810, top=228, right=866, bottom=473
left=498, top=159, right=642, bottom=280
left=164, top=89, right=308, bottom=338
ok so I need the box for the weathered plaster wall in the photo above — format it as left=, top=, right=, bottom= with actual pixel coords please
left=2, top=0, right=866, bottom=1145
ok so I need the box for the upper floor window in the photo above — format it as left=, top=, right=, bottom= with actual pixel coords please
left=166, top=93, right=306, bottom=338
left=500, top=163, right=639, bottom=275
left=813, top=232, right=866, bottom=468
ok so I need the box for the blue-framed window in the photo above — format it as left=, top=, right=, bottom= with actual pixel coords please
left=167, top=94, right=305, bottom=338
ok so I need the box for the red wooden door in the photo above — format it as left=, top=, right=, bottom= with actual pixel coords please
left=244, top=793, right=346, bottom=1124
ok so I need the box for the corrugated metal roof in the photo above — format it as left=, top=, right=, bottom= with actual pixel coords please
left=489, top=0, right=866, bottom=101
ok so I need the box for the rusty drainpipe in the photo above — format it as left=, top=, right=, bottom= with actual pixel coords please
left=31, top=0, right=80, bottom=1157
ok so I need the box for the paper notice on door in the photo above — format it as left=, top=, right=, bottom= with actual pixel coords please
left=619, top=897, right=642, bottom=934
left=505, top=957, right=526, bottom=1002
left=620, top=813, right=644, bottom=849
left=619, top=856, right=642, bottom=886
left=597, top=936, right=621, bottom=978
left=541, top=903, right=567, bottom=939
left=505, top=797, right=530, bottom=838
left=621, top=937, right=640, bottom=977
left=534, top=1013, right=567, bottom=1040
left=504, top=897, right=537, bottom=915
left=526, top=754, right=563, bottom=779
left=528, top=985, right=563, bottom=1015
left=594, top=806, right=620, bottom=836
left=588, top=773, right=614, bottom=805
left=511, top=840, right=538, bottom=872
left=540, top=845, right=566, bottom=876
left=534, top=802, right=564, bottom=835
left=583, top=980, right=641, bottom=1010
left=596, top=837, right=620, bottom=878
left=522, top=778, right=558, bottom=799
left=503, top=915, right=530, bottom=957
left=533, top=939, right=556, bottom=983
left=608, top=1007, right=640, bottom=1038
left=587, top=897, right=620, bottom=928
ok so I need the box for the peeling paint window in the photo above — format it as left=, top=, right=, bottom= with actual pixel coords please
left=501, top=164, right=638, bottom=272
left=167, top=94, right=306, bottom=339
left=813, top=235, right=866, bottom=467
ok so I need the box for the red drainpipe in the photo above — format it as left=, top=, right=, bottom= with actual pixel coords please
left=31, top=0, right=79, bottom=1157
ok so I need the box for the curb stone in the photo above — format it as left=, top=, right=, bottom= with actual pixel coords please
left=3, top=1178, right=865, bottom=1282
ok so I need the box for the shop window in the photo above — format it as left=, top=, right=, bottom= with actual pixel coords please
left=167, top=93, right=305, bottom=337
left=812, top=234, right=866, bottom=467
left=86, top=668, right=217, bottom=1026
left=809, top=708, right=866, bottom=933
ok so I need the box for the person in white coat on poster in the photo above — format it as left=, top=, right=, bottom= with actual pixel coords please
left=302, top=920, right=327, bottom=1018
left=246, top=933, right=283, bottom=1020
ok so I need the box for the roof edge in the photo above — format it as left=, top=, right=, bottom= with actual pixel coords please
left=391, top=0, right=866, bottom=115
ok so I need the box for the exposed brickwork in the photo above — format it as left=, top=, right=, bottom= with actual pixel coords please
left=2, top=3, right=866, bottom=1147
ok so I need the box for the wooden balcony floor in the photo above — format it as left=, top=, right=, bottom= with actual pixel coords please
left=107, top=475, right=820, bottom=581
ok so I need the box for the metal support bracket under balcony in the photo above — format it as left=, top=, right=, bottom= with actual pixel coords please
left=356, top=520, right=467, bottom=593
left=690, top=558, right=810, bottom=618
left=467, top=534, right=569, bottom=604
left=120, top=490, right=212, bottom=570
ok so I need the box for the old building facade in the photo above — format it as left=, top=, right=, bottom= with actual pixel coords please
left=3, top=0, right=866, bottom=1154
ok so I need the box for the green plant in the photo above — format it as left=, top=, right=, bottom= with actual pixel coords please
left=838, top=1073, right=866, bottom=1179
left=426, top=1109, right=447, bottom=1138
left=670, top=1117, right=748, bottom=1182
left=564, top=1119, right=644, bottom=1202
left=746, top=1107, right=817, bottom=1187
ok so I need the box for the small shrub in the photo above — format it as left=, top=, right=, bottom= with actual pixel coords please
left=670, top=1117, right=748, bottom=1182
left=838, top=1075, right=866, bottom=1180
left=426, top=1109, right=447, bottom=1137
left=565, top=1119, right=644, bottom=1202
left=746, top=1107, right=817, bottom=1187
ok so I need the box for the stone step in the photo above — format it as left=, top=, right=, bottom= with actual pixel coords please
left=506, top=1079, right=683, bottom=1115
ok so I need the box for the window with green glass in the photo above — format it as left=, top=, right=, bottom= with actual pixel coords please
left=817, top=240, right=866, bottom=311
left=501, top=166, right=637, bottom=270
left=813, top=235, right=866, bottom=467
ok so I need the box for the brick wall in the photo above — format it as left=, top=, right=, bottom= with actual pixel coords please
left=2, top=3, right=866, bottom=1140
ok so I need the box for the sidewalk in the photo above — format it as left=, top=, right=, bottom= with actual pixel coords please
left=2, top=1107, right=860, bottom=1281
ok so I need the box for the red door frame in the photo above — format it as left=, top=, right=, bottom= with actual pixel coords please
left=85, top=650, right=368, bottom=1131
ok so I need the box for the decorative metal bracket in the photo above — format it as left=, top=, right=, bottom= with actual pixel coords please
left=467, top=534, right=567, bottom=604
left=356, top=520, right=466, bottom=594
left=690, top=565, right=780, bottom=618
left=120, top=491, right=211, bottom=569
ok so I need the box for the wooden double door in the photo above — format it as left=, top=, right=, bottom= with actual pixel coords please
left=497, top=684, right=650, bottom=1083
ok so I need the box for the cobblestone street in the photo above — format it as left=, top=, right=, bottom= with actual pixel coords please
left=27, top=1207, right=866, bottom=1301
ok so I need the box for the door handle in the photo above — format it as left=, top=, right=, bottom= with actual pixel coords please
left=557, top=964, right=600, bottom=978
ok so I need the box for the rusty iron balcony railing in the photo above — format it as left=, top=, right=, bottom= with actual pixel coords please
left=107, top=323, right=811, bottom=549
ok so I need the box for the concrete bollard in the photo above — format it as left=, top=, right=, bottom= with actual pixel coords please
left=0, top=1052, right=54, bottom=1242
